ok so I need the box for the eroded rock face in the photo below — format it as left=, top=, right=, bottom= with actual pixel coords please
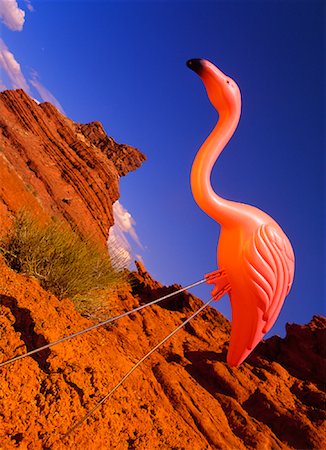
left=0, top=89, right=146, bottom=244
left=0, top=90, right=324, bottom=449
left=0, top=258, right=324, bottom=450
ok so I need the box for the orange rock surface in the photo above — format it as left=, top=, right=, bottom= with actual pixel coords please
left=0, top=258, right=325, bottom=449
left=0, top=89, right=145, bottom=244
left=0, top=91, right=324, bottom=449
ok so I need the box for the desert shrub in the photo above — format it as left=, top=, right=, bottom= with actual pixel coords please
left=0, top=211, right=128, bottom=305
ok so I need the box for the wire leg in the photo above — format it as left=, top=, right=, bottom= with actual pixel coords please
left=0, top=278, right=206, bottom=370
left=61, top=296, right=215, bottom=441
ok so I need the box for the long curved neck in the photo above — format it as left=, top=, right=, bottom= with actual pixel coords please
left=191, top=110, right=241, bottom=227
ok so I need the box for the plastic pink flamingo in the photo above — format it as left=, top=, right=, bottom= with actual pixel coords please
left=187, top=58, right=295, bottom=366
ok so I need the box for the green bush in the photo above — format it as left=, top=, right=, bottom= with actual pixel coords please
left=0, top=211, right=127, bottom=302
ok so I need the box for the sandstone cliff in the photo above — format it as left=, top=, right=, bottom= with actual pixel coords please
left=0, top=89, right=145, bottom=244
left=0, top=91, right=324, bottom=449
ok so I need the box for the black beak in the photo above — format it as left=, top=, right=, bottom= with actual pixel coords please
left=186, top=58, right=204, bottom=75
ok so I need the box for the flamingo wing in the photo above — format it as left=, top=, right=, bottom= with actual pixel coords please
left=243, top=224, right=295, bottom=351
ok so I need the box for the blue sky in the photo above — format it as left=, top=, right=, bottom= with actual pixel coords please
left=0, top=0, right=324, bottom=337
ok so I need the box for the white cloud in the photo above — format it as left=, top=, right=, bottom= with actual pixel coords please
left=24, top=0, right=33, bottom=12
left=108, top=201, right=143, bottom=269
left=0, top=40, right=64, bottom=115
left=0, top=77, right=7, bottom=91
left=0, top=0, right=25, bottom=31
left=0, top=38, right=29, bottom=91
left=0, top=1, right=65, bottom=116
left=108, top=226, right=133, bottom=269
left=112, top=201, right=143, bottom=249
left=29, top=69, right=65, bottom=114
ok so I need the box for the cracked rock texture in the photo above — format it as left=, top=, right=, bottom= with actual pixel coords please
left=0, top=259, right=325, bottom=449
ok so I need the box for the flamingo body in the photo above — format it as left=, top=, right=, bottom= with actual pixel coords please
left=217, top=212, right=294, bottom=366
left=187, top=59, right=295, bottom=366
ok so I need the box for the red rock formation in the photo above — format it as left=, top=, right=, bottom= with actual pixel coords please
left=0, top=89, right=146, bottom=244
left=0, top=258, right=325, bottom=449
left=0, top=91, right=324, bottom=449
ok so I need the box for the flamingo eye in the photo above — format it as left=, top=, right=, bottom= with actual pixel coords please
left=226, top=80, right=230, bottom=84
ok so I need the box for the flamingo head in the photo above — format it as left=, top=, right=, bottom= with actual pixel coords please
left=187, top=58, right=241, bottom=117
